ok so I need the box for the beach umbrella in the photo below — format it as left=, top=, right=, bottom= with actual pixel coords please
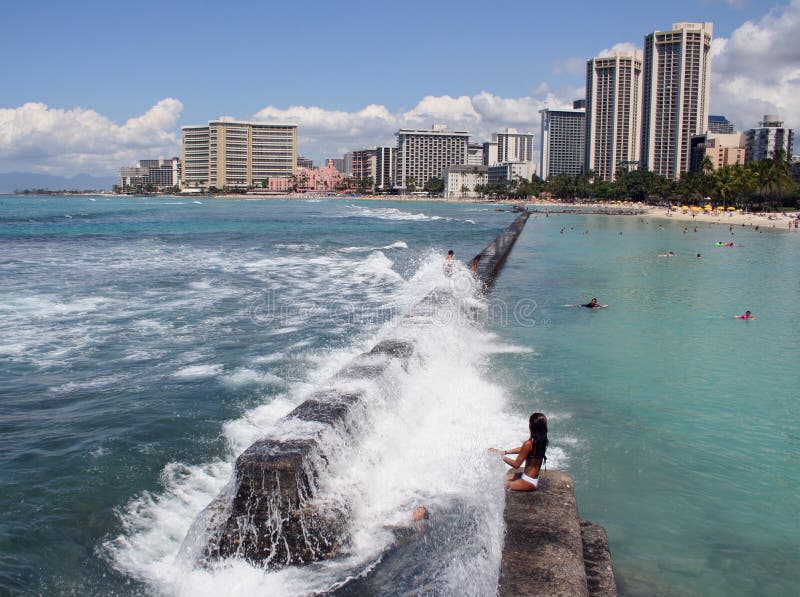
left=690, top=206, right=701, bottom=211
left=704, top=206, right=713, bottom=212
left=727, top=207, right=736, bottom=211
left=671, top=205, right=679, bottom=210
left=716, top=206, right=725, bottom=211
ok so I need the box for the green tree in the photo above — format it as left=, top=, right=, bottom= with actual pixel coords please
left=405, top=177, right=417, bottom=193
left=423, top=176, right=444, bottom=194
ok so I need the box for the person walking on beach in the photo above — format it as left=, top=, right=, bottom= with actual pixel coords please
left=491, top=413, right=548, bottom=491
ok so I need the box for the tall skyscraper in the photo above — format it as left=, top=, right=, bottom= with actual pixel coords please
left=640, top=22, right=713, bottom=180
left=585, top=50, right=643, bottom=181
left=395, top=125, right=469, bottom=191
left=181, top=120, right=297, bottom=189
left=745, top=115, right=795, bottom=163
left=539, top=106, right=585, bottom=180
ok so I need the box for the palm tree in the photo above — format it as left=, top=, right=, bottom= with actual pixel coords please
left=713, top=166, right=735, bottom=208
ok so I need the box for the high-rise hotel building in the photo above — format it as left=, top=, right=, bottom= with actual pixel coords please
left=395, top=125, right=469, bottom=191
left=745, top=114, right=795, bottom=163
left=181, top=120, right=297, bottom=189
left=539, top=104, right=586, bottom=180
left=374, top=146, right=395, bottom=191
left=585, top=50, right=643, bottom=181
left=640, top=22, right=713, bottom=180
left=493, top=128, right=535, bottom=164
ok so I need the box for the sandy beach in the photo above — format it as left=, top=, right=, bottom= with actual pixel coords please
left=517, top=199, right=799, bottom=231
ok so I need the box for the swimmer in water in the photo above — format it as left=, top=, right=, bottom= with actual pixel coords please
left=491, top=412, right=548, bottom=491
left=575, top=297, right=607, bottom=309
left=658, top=251, right=675, bottom=257
left=735, top=310, right=756, bottom=320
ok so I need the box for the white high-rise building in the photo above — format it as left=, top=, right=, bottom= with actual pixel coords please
left=375, top=146, right=395, bottom=191
left=492, top=128, right=535, bottom=164
left=482, top=141, right=499, bottom=166
left=640, top=22, right=713, bottom=180
left=585, top=50, right=643, bottom=181
left=539, top=107, right=586, bottom=180
left=745, top=115, right=795, bottom=163
left=395, top=125, right=469, bottom=191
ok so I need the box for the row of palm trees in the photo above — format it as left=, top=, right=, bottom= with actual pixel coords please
left=485, top=153, right=797, bottom=209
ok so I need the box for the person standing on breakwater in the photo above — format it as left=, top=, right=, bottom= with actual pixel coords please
left=444, top=249, right=455, bottom=277
left=491, top=413, right=548, bottom=491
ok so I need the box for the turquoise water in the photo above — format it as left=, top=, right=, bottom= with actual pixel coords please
left=491, top=212, right=800, bottom=596
left=0, top=195, right=797, bottom=595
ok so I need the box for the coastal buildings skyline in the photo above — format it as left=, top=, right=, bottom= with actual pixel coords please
left=2, top=1, right=799, bottom=181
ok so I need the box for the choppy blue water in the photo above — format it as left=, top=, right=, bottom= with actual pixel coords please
left=0, top=195, right=797, bottom=596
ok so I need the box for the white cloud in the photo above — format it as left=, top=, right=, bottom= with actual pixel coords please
left=596, top=42, right=640, bottom=58
left=253, top=89, right=579, bottom=162
left=711, top=0, right=800, bottom=134
left=553, top=56, right=586, bottom=76
left=0, top=99, right=182, bottom=175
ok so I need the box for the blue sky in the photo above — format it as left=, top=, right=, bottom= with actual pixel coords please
left=1, top=0, right=798, bottom=174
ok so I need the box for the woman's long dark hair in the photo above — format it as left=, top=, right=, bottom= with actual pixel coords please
left=528, top=412, right=548, bottom=460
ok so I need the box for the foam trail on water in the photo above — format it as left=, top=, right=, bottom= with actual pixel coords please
left=105, top=252, right=560, bottom=596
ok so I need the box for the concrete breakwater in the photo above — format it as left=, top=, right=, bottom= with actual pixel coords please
left=471, top=211, right=530, bottom=285
left=500, top=471, right=617, bottom=597
left=182, top=213, right=532, bottom=569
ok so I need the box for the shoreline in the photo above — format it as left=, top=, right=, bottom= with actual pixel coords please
left=11, top=191, right=798, bottom=231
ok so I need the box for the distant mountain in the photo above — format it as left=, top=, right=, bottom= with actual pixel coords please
left=0, top=172, right=117, bottom=193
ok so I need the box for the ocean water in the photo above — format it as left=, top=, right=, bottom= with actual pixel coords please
left=0, top=195, right=797, bottom=596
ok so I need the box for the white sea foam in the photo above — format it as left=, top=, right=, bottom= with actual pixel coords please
left=339, top=240, right=409, bottom=253
left=345, top=205, right=442, bottom=221
left=173, top=364, right=225, bottom=379
left=221, top=368, right=283, bottom=387
left=49, top=373, right=129, bottom=394
left=249, top=352, right=286, bottom=364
